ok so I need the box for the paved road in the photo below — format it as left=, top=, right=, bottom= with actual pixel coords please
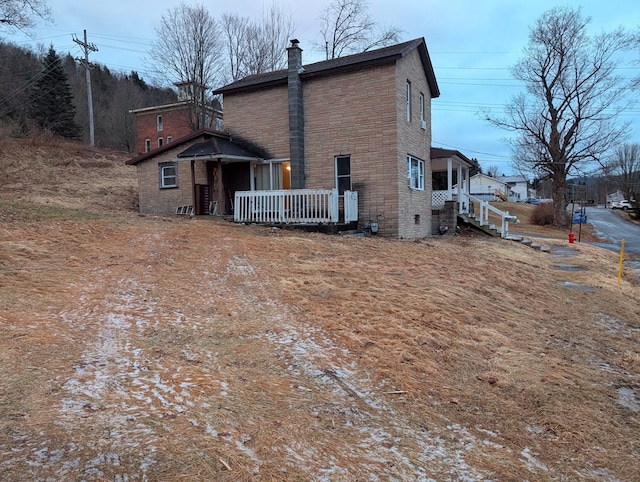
left=583, top=207, right=640, bottom=256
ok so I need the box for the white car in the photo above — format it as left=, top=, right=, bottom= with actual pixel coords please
left=611, top=200, right=632, bottom=210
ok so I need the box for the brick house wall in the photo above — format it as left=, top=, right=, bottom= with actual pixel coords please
left=134, top=105, right=194, bottom=155
left=304, top=64, right=399, bottom=236
left=136, top=142, right=195, bottom=214
left=221, top=86, right=289, bottom=159
left=219, top=46, right=435, bottom=238
left=395, top=48, right=433, bottom=238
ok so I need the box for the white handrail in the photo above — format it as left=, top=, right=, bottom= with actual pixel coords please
left=459, top=192, right=516, bottom=238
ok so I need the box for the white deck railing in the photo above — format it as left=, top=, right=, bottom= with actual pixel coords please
left=459, top=192, right=517, bottom=238
left=234, top=189, right=358, bottom=224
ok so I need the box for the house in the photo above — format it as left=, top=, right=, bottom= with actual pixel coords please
left=210, top=38, right=440, bottom=238
left=466, top=173, right=511, bottom=201
left=499, top=175, right=531, bottom=202
left=129, top=81, right=222, bottom=155
left=127, top=38, right=515, bottom=238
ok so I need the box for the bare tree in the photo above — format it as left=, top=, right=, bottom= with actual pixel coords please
left=149, top=3, right=223, bottom=129
left=222, top=4, right=294, bottom=81
left=317, top=0, right=401, bottom=60
left=486, top=165, right=500, bottom=178
left=485, top=7, right=629, bottom=228
left=0, top=0, right=51, bottom=31
left=609, top=143, right=640, bottom=201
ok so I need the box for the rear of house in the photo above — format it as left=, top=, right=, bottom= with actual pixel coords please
left=215, top=38, right=439, bottom=238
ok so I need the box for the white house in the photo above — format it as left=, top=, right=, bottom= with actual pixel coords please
left=499, top=175, right=532, bottom=202
left=466, top=173, right=511, bottom=202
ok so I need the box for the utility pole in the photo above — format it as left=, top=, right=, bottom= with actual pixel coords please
left=73, top=30, right=98, bottom=147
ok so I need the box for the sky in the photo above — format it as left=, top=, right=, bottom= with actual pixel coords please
left=3, top=0, right=640, bottom=175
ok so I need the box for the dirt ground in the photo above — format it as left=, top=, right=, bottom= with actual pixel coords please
left=1, top=138, right=639, bottom=481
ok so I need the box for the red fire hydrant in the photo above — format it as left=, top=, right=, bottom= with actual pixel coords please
left=568, top=232, right=576, bottom=244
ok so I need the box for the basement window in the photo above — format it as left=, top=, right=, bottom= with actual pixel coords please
left=160, top=162, right=178, bottom=188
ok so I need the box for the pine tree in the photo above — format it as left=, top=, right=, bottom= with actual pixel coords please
left=30, top=45, right=80, bottom=139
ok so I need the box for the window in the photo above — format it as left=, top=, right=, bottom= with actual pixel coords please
left=419, top=93, right=426, bottom=129
left=408, top=155, right=424, bottom=190
left=406, top=81, right=412, bottom=121
left=157, top=115, right=163, bottom=132
left=167, top=136, right=173, bottom=144
left=160, top=163, right=178, bottom=188
left=144, top=139, right=151, bottom=153
left=158, top=137, right=164, bottom=148
left=335, top=156, right=351, bottom=195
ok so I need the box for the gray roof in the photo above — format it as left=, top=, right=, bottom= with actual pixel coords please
left=213, top=38, right=440, bottom=98
left=177, top=137, right=262, bottom=160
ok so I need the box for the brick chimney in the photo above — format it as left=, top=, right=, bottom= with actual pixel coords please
left=287, top=39, right=305, bottom=189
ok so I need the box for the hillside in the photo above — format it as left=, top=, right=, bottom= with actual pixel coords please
left=0, top=135, right=137, bottom=212
left=1, top=138, right=639, bottom=480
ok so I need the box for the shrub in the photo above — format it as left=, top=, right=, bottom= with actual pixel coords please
left=530, top=202, right=558, bottom=226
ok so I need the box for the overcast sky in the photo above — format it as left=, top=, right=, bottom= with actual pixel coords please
left=4, top=0, right=640, bottom=175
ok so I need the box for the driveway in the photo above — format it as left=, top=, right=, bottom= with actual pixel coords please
left=584, top=206, right=640, bottom=256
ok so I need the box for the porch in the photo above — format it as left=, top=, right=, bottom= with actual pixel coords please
left=431, top=147, right=516, bottom=238
left=234, top=188, right=358, bottom=225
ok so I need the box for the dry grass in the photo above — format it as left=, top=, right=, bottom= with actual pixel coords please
left=1, top=138, right=639, bottom=480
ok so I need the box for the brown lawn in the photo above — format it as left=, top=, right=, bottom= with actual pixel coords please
left=1, top=137, right=639, bottom=481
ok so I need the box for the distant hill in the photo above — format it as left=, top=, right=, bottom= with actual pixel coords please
left=0, top=135, right=137, bottom=212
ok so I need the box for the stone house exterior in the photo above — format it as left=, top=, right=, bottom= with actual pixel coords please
left=127, top=38, right=441, bottom=238
left=212, top=38, right=440, bottom=238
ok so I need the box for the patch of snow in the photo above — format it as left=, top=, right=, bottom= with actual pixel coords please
left=520, top=447, right=548, bottom=473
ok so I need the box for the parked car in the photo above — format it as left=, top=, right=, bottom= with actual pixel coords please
left=525, top=198, right=541, bottom=204
left=611, top=200, right=632, bottom=210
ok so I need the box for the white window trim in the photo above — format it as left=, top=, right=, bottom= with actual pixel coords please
left=158, top=137, right=164, bottom=148
left=144, top=139, right=151, bottom=153
left=160, top=163, right=178, bottom=188
left=157, top=115, right=163, bottom=132
left=419, top=93, right=426, bottom=129
left=167, top=136, right=173, bottom=144
left=407, top=155, right=424, bottom=190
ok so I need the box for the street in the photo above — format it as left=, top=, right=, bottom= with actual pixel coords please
left=584, top=207, right=640, bottom=256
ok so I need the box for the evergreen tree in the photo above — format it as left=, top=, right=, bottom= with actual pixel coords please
left=30, top=45, right=80, bottom=139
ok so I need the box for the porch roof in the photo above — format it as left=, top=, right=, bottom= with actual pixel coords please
left=430, top=147, right=479, bottom=172
left=177, top=137, right=262, bottom=162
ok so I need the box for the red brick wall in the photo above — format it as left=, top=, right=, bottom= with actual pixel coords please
left=134, top=106, right=194, bottom=155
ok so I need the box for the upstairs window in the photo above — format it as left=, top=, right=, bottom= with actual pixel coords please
left=158, top=137, right=164, bottom=148
left=157, top=115, right=163, bottom=132
left=419, top=93, right=426, bottom=129
left=144, top=139, right=151, bottom=153
left=408, top=155, right=424, bottom=190
left=335, top=156, right=351, bottom=195
left=406, top=81, right=412, bottom=121
left=167, top=136, right=173, bottom=144
left=160, top=162, right=178, bottom=188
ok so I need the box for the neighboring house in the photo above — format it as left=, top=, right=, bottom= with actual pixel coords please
left=499, top=175, right=531, bottom=202
left=129, top=82, right=222, bottom=155
left=607, top=189, right=626, bottom=208
left=467, top=173, right=511, bottom=201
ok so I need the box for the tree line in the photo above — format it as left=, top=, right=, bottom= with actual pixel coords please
left=0, top=0, right=399, bottom=151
